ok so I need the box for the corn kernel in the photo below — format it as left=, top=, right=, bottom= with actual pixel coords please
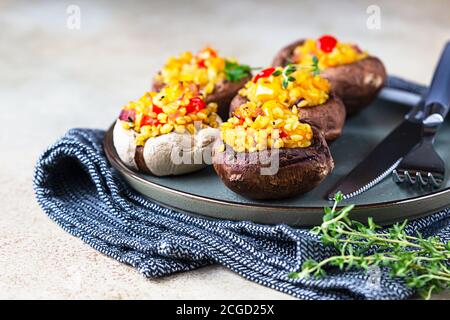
left=186, top=124, right=195, bottom=134
left=157, top=113, right=168, bottom=123
left=256, top=143, right=266, bottom=151
left=197, top=111, right=207, bottom=120
left=244, top=117, right=253, bottom=127
left=228, top=117, right=239, bottom=125
left=136, top=135, right=147, bottom=146
left=208, top=114, right=217, bottom=123
left=160, top=124, right=174, bottom=134
left=298, top=100, right=308, bottom=107
left=140, top=126, right=151, bottom=135
left=290, top=134, right=303, bottom=141
left=174, top=125, right=186, bottom=133
left=291, top=105, right=298, bottom=115
left=273, top=138, right=284, bottom=149
left=204, top=82, right=215, bottom=95
left=176, top=117, right=187, bottom=125
left=273, top=107, right=284, bottom=118
left=122, top=122, right=133, bottom=130
left=179, top=107, right=187, bottom=115
left=207, top=103, right=218, bottom=113
left=162, top=105, right=177, bottom=115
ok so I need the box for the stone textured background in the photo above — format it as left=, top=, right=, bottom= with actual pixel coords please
left=1, top=0, right=449, bottom=299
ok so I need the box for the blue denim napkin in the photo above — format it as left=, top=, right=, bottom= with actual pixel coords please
left=33, top=77, right=449, bottom=300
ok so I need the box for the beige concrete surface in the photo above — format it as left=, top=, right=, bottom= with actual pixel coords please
left=0, top=0, right=449, bottom=299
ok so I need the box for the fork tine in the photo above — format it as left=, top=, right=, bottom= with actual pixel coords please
left=394, top=168, right=444, bottom=188
left=392, top=127, right=446, bottom=188
left=416, top=172, right=427, bottom=186
left=404, top=171, right=414, bottom=184
left=428, top=172, right=443, bottom=187
left=392, top=169, right=402, bottom=183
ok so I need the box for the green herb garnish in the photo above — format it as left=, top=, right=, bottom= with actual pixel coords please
left=224, top=60, right=254, bottom=82
left=271, top=70, right=282, bottom=77
left=284, top=65, right=296, bottom=75
left=311, top=55, right=320, bottom=76
left=289, top=192, right=450, bottom=300
left=275, top=64, right=298, bottom=89
left=273, top=62, right=320, bottom=89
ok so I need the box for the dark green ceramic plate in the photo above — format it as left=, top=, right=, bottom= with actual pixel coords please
left=104, top=98, right=450, bottom=226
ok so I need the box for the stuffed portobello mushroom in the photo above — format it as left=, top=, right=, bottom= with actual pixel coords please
left=229, top=66, right=346, bottom=142
left=272, top=35, right=387, bottom=114
left=113, top=83, right=221, bottom=176
left=153, top=47, right=252, bottom=120
left=213, top=84, right=334, bottom=200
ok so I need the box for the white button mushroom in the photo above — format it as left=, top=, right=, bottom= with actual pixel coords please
left=112, top=119, right=138, bottom=170
left=113, top=119, right=221, bottom=176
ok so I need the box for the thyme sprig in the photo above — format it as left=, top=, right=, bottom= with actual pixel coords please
left=273, top=56, right=321, bottom=89
left=289, top=192, right=450, bottom=300
left=311, top=55, right=320, bottom=76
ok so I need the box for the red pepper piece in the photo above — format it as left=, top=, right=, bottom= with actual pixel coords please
left=119, top=109, right=136, bottom=121
left=185, top=97, right=206, bottom=113
left=197, top=59, right=207, bottom=68
left=280, top=128, right=288, bottom=138
left=253, top=67, right=276, bottom=83
left=152, top=104, right=163, bottom=114
left=317, top=35, right=337, bottom=53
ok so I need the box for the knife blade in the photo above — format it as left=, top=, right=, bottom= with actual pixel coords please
left=327, top=104, right=424, bottom=200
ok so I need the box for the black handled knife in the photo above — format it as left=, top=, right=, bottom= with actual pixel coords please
left=327, top=41, right=450, bottom=200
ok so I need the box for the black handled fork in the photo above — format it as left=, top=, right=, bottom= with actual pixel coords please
left=393, top=41, right=450, bottom=187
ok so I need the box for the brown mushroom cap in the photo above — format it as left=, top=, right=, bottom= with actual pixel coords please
left=229, top=93, right=346, bottom=142
left=152, top=76, right=251, bottom=120
left=272, top=39, right=387, bottom=114
left=213, top=127, right=334, bottom=199
left=321, top=57, right=386, bottom=114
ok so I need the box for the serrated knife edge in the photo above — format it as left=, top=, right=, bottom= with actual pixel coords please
left=328, top=159, right=402, bottom=201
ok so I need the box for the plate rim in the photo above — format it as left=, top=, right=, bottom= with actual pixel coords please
left=103, top=124, right=450, bottom=214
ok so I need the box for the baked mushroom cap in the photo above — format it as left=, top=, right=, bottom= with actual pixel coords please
left=113, top=120, right=219, bottom=176
left=213, top=127, right=334, bottom=199
left=321, top=57, right=386, bottom=114
left=272, top=39, right=387, bottom=114
left=229, top=93, right=346, bottom=142
left=152, top=76, right=250, bottom=120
